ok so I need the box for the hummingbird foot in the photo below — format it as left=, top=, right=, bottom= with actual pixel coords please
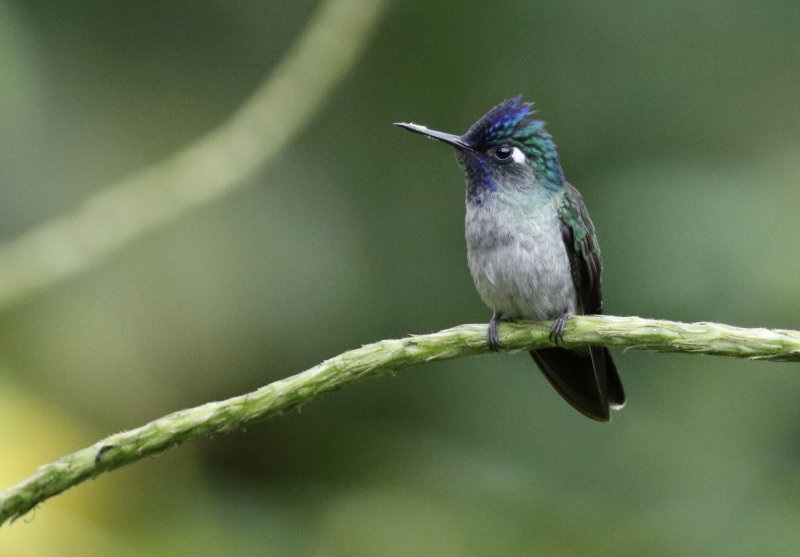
left=487, top=311, right=503, bottom=350
left=549, top=311, right=571, bottom=346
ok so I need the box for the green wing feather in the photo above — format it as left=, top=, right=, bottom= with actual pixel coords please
left=558, top=182, right=603, bottom=315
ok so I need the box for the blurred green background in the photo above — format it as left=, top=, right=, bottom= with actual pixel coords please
left=2, top=1, right=800, bottom=555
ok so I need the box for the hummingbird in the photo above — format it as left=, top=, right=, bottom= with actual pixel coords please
left=395, top=96, right=625, bottom=421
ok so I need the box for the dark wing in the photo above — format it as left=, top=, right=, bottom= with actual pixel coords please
left=556, top=183, right=626, bottom=410
left=558, top=182, right=603, bottom=315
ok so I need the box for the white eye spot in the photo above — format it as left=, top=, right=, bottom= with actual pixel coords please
left=511, top=146, right=526, bottom=164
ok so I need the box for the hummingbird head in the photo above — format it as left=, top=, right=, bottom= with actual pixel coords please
left=395, top=96, right=565, bottom=204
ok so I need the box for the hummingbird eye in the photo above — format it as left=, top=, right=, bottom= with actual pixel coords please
left=492, top=144, right=525, bottom=164
left=493, top=145, right=513, bottom=162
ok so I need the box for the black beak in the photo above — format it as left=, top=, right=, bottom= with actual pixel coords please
left=393, top=122, right=473, bottom=152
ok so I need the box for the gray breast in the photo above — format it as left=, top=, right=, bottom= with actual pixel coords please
left=464, top=192, right=577, bottom=321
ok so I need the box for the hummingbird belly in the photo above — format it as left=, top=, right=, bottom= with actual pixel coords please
left=465, top=200, right=577, bottom=321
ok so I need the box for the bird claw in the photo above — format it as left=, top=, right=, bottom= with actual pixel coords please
left=487, top=312, right=503, bottom=350
left=549, top=311, right=570, bottom=346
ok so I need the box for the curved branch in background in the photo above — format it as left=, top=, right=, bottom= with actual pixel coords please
left=0, top=0, right=387, bottom=307
left=1, top=315, right=799, bottom=526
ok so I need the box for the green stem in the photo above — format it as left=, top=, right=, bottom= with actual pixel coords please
left=1, top=315, right=799, bottom=526
left=0, top=0, right=387, bottom=308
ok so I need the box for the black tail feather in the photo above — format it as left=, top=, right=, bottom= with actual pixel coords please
left=530, top=346, right=625, bottom=421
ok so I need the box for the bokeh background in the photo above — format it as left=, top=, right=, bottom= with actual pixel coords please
left=2, top=1, right=800, bottom=555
